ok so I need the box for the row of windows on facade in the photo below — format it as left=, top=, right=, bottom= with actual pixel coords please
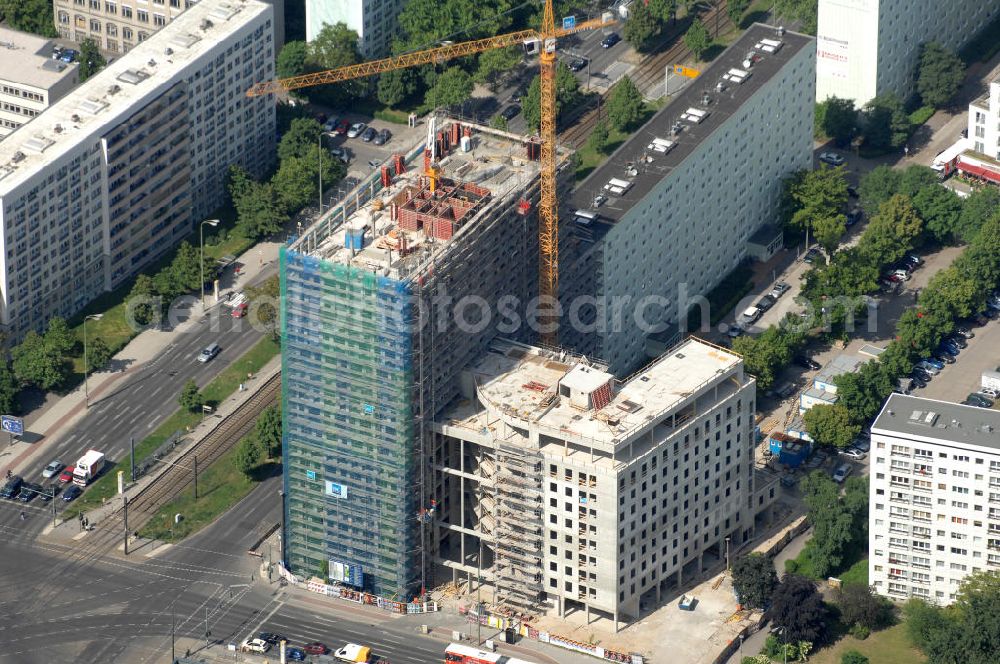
left=61, top=12, right=159, bottom=32
left=883, top=441, right=1000, bottom=468
left=65, top=0, right=186, bottom=12
left=1, top=86, right=45, bottom=102
left=1, top=102, right=41, bottom=118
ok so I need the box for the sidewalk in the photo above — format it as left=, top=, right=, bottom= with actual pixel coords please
left=0, top=239, right=283, bottom=480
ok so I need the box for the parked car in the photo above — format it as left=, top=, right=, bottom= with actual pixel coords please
left=891, top=269, right=911, bottom=281
left=832, top=463, right=852, bottom=483
left=921, top=357, right=945, bottom=370
left=933, top=351, right=956, bottom=365
left=61, top=484, right=82, bottom=502
left=601, top=32, right=621, bottom=48
left=42, top=459, right=64, bottom=479
left=373, top=128, right=392, bottom=145
left=329, top=147, right=349, bottom=164
left=303, top=642, right=328, bottom=655
left=361, top=126, right=377, bottom=142
left=954, top=325, right=974, bottom=339
left=982, top=308, right=1000, bottom=320
left=568, top=58, right=588, bottom=72
left=257, top=633, right=285, bottom=645
left=840, top=447, right=866, bottom=460
left=908, top=373, right=927, bottom=389
left=59, top=48, right=78, bottom=63
left=322, top=117, right=339, bottom=132
left=500, top=104, right=521, bottom=120
left=939, top=340, right=960, bottom=355
left=18, top=484, right=36, bottom=502
left=726, top=324, right=745, bottom=339
left=847, top=186, right=859, bottom=198
left=770, top=282, right=790, bottom=298
left=819, top=151, right=845, bottom=166
left=903, top=253, right=923, bottom=267
left=242, top=639, right=271, bottom=654
left=335, top=119, right=350, bottom=135
left=58, top=466, right=75, bottom=483
left=21, top=482, right=48, bottom=501
left=966, top=393, right=995, bottom=408
left=911, top=367, right=933, bottom=382
left=852, top=437, right=871, bottom=452
left=979, top=388, right=1000, bottom=399
left=803, top=247, right=821, bottom=264
left=286, top=647, right=307, bottom=662
left=793, top=355, right=821, bottom=370
left=945, top=334, right=967, bottom=348
left=845, top=209, right=863, bottom=226
left=756, top=294, right=776, bottom=312
left=740, top=306, right=762, bottom=324
left=346, top=122, right=367, bottom=138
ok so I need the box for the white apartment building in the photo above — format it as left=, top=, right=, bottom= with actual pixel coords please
left=869, top=394, right=1000, bottom=605
left=432, top=337, right=779, bottom=627
left=306, top=0, right=403, bottom=58
left=562, top=24, right=815, bottom=376
left=0, top=0, right=276, bottom=341
left=816, top=0, right=999, bottom=106
left=0, top=28, right=79, bottom=140
left=968, top=78, right=1000, bottom=161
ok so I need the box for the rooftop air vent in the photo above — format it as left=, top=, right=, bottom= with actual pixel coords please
left=200, top=18, right=214, bottom=30
left=79, top=98, right=109, bottom=115
left=116, top=69, right=147, bottom=85
left=54, top=124, right=63, bottom=133
left=148, top=59, right=157, bottom=67
left=647, top=137, right=675, bottom=154
left=11, top=151, right=25, bottom=163
left=71, top=113, right=80, bottom=122
left=909, top=410, right=939, bottom=426
left=755, top=38, right=783, bottom=54
left=723, top=68, right=751, bottom=84
left=680, top=107, right=709, bottom=123
left=22, top=136, right=54, bottom=154
left=777, top=25, right=785, bottom=36
left=165, top=47, right=174, bottom=55
left=170, top=33, right=201, bottom=49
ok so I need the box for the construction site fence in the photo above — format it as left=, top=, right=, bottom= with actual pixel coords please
left=458, top=605, right=643, bottom=664
left=279, top=565, right=440, bottom=614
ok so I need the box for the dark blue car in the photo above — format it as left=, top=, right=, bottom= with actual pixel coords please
left=286, top=647, right=306, bottom=661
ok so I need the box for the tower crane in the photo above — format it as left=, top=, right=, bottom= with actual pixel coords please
left=247, top=0, right=615, bottom=344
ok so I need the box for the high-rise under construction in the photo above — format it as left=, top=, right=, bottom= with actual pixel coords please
left=280, top=119, right=572, bottom=597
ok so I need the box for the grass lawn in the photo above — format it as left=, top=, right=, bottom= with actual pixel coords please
left=66, top=201, right=254, bottom=377
left=839, top=558, right=869, bottom=586
left=808, top=623, right=926, bottom=664
left=63, top=336, right=279, bottom=518
left=138, top=440, right=277, bottom=542
left=788, top=536, right=868, bottom=584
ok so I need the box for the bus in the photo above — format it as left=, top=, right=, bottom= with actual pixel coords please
left=444, top=643, right=538, bottom=664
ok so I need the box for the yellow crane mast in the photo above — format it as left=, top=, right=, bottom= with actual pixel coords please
left=247, top=0, right=614, bottom=345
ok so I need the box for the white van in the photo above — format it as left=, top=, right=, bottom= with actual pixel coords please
left=740, top=306, right=762, bottom=324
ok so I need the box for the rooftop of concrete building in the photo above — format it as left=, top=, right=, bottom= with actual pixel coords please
left=873, top=394, right=1000, bottom=451
left=567, top=23, right=812, bottom=224
left=0, top=27, right=77, bottom=90
left=0, top=0, right=270, bottom=194
left=291, top=120, right=549, bottom=281
left=464, top=336, right=743, bottom=448
left=815, top=352, right=867, bottom=387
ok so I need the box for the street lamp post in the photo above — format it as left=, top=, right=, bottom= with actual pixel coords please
left=199, top=219, right=220, bottom=309
left=725, top=536, right=731, bottom=572
left=82, top=313, right=103, bottom=408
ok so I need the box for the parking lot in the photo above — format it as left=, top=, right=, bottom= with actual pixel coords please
left=918, top=309, right=1000, bottom=406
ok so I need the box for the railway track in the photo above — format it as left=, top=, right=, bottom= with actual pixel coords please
left=559, top=0, right=734, bottom=149
left=17, top=373, right=282, bottom=616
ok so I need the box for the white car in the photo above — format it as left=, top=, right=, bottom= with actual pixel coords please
left=840, top=447, right=866, bottom=460
left=891, top=269, right=911, bottom=281
left=979, top=388, right=1000, bottom=399
left=740, top=305, right=762, bottom=324
left=346, top=122, right=367, bottom=138
left=42, top=459, right=64, bottom=479
left=242, top=638, right=270, bottom=653
left=819, top=151, right=845, bottom=166
left=832, top=463, right=853, bottom=483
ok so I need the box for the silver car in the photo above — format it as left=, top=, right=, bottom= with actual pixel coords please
left=42, top=459, right=64, bottom=479
left=346, top=122, right=367, bottom=138
left=832, top=463, right=852, bottom=483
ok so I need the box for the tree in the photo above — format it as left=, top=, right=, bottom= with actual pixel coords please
left=800, top=471, right=860, bottom=577
left=233, top=434, right=263, bottom=478
left=425, top=66, right=473, bottom=109
left=835, top=362, right=895, bottom=424
left=0, top=363, right=18, bottom=415
left=731, top=326, right=800, bottom=389
left=817, top=96, right=857, bottom=147
left=77, top=38, right=107, bottom=82
left=0, top=0, right=58, bottom=36
left=86, top=337, right=113, bottom=373
left=683, top=19, right=711, bottom=61
left=272, top=151, right=343, bottom=214
left=624, top=0, right=659, bottom=51
left=726, top=0, right=750, bottom=27
left=606, top=76, right=644, bottom=132
left=490, top=114, right=509, bottom=131
left=731, top=553, right=777, bottom=609
left=839, top=583, right=890, bottom=631
left=587, top=118, right=610, bottom=153
left=857, top=195, right=923, bottom=266
left=813, top=213, right=847, bottom=257
left=307, top=22, right=364, bottom=103
left=862, top=93, right=910, bottom=152
left=904, top=573, right=1000, bottom=663
left=783, top=166, right=849, bottom=242
left=913, top=184, right=962, bottom=243
left=178, top=379, right=204, bottom=413
left=44, top=317, right=76, bottom=357
left=278, top=117, right=324, bottom=162
left=858, top=165, right=901, bottom=218
left=903, top=598, right=954, bottom=662
left=803, top=404, right=859, bottom=449
left=522, top=63, right=580, bottom=131
left=773, top=0, right=817, bottom=34
left=648, top=0, right=677, bottom=22
left=170, top=241, right=205, bottom=292
left=919, top=267, right=981, bottom=320
left=395, top=0, right=513, bottom=54
left=128, top=274, right=160, bottom=326
left=246, top=274, right=280, bottom=340
left=770, top=574, right=828, bottom=644
left=234, top=180, right=288, bottom=239
left=897, top=164, right=939, bottom=199
left=377, top=69, right=414, bottom=107
left=841, top=651, right=869, bottom=664
left=956, top=186, right=1000, bottom=243
left=11, top=332, right=69, bottom=391
left=255, top=404, right=283, bottom=458
left=917, top=42, right=964, bottom=108
left=276, top=41, right=309, bottom=79
left=474, top=47, right=521, bottom=88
